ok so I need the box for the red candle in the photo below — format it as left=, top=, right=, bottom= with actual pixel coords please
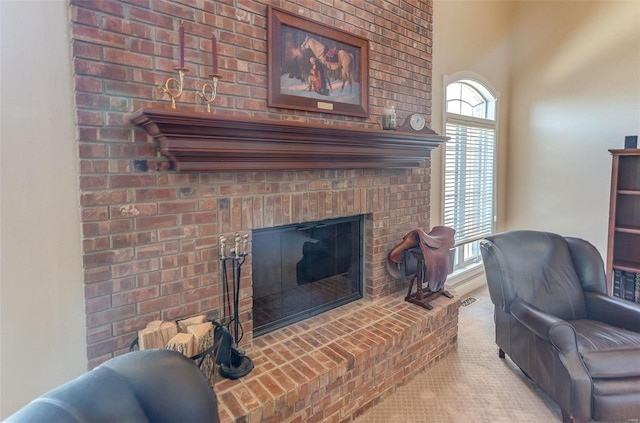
left=212, top=34, right=218, bottom=74
left=179, top=22, right=185, bottom=68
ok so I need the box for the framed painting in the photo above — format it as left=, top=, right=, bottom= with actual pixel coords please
left=267, top=6, right=369, bottom=118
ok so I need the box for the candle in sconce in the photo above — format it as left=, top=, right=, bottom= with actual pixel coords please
left=179, top=22, right=185, bottom=68
left=211, top=34, right=218, bottom=74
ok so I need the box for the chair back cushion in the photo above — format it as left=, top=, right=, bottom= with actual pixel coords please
left=481, top=230, right=587, bottom=321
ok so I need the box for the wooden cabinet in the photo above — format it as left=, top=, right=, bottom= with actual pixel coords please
left=606, top=149, right=640, bottom=301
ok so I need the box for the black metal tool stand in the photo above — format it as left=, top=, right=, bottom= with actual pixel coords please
left=218, top=233, right=254, bottom=380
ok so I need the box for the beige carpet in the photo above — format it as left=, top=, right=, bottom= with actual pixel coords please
left=354, top=284, right=564, bottom=423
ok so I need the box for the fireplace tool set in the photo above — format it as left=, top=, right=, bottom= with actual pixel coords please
left=128, top=233, right=254, bottom=381
left=216, top=232, right=254, bottom=379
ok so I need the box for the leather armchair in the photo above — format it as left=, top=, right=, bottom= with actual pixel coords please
left=3, top=349, right=220, bottom=422
left=480, top=230, right=640, bottom=423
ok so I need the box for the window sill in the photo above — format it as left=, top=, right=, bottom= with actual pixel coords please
left=445, top=262, right=486, bottom=297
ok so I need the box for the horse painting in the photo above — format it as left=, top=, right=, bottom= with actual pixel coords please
left=301, top=36, right=355, bottom=93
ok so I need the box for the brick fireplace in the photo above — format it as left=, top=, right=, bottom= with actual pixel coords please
left=72, top=0, right=458, bottom=420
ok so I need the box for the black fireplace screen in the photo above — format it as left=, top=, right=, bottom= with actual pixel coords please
left=252, top=215, right=363, bottom=336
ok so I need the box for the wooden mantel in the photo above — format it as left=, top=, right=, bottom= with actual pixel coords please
left=130, top=108, right=449, bottom=171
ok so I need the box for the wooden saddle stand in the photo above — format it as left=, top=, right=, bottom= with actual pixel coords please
left=387, top=227, right=456, bottom=310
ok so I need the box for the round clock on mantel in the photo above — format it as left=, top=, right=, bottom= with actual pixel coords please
left=397, top=113, right=435, bottom=134
left=409, top=113, right=426, bottom=131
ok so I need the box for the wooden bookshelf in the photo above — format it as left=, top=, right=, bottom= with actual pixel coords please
left=606, top=148, right=640, bottom=301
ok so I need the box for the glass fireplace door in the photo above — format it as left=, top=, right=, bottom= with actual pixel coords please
left=252, top=215, right=363, bottom=336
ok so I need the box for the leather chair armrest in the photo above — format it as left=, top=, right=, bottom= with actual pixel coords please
left=510, top=297, right=565, bottom=343
left=548, top=322, right=593, bottom=420
left=511, top=298, right=582, bottom=354
left=511, top=297, right=591, bottom=418
left=585, top=291, right=640, bottom=332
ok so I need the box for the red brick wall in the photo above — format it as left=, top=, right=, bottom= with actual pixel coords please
left=71, top=0, right=435, bottom=368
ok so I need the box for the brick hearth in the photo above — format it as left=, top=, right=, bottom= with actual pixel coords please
left=214, top=292, right=459, bottom=423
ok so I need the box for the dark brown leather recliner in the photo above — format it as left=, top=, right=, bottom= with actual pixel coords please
left=3, top=349, right=220, bottom=422
left=480, top=230, right=640, bottom=423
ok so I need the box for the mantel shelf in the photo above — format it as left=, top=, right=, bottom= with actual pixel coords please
left=130, top=108, right=449, bottom=171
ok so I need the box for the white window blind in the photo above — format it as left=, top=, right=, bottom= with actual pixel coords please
left=443, top=120, right=495, bottom=246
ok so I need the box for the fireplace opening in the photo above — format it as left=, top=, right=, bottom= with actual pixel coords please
left=252, top=215, right=364, bottom=336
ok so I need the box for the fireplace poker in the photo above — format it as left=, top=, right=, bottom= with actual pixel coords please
left=219, top=235, right=233, bottom=327
left=232, top=233, right=244, bottom=345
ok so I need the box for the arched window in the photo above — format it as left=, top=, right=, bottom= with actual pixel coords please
left=443, top=75, right=497, bottom=272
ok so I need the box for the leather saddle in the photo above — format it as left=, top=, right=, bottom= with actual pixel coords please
left=387, top=226, right=455, bottom=308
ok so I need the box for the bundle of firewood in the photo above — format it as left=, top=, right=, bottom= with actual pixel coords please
left=137, top=315, right=215, bottom=377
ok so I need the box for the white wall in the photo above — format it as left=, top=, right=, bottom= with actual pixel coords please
left=0, top=0, right=86, bottom=418
left=507, top=0, right=640, bottom=255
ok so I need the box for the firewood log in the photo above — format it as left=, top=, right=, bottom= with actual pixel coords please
left=188, top=322, right=215, bottom=379
left=187, top=322, right=213, bottom=352
left=166, top=333, right=195, bottom=358
left=158, top=321, right=178, bottom=347
left=177, top=315, right=207, bottom=332
left=138, top=326, right=162, bottom=350
left=146, top=320, right=163, bottom=330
